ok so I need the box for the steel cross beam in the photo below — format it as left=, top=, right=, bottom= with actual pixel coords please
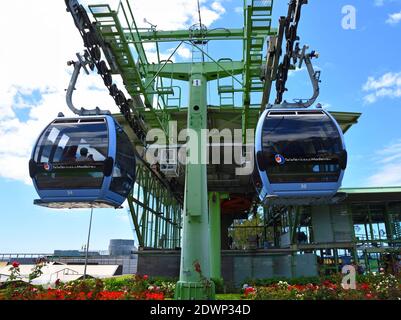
left=146, top=61, right=244, bottom=82
left=131, top=28, right=247, bottom=43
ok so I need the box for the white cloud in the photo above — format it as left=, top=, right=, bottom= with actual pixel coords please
left=362, top=71, right=401, bottom=104
left=85, top=0, right=225, bottom=30
left=0, top=0, right=226, bottom=185
left=374, top=0, right=385, bottom=6
left=386, top=11, right=401, bottom=24
left=211, top=1, right=226, bottom=15
left=374, top=0, right=401, bottom=6
left=234, top=7, right=243, bottom=14
left=366, top=139, right=401, bottom=186
left=288, top=66, right=307, bottom=77
left=367, top=163, right=401, bottom=186
left=173, top=45, right=193, bottom=60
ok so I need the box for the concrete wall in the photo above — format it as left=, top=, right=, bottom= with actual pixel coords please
left=136, top=251, right=318, bottom=288
left=137, top=252, right=180, bottom=278
left=312, top=205, right=353, bottom=243
left=280, top=233, right=291, bottom=248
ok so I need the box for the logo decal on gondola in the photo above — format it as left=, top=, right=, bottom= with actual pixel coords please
left=43, top=163, right=53, bottom=172
left=275, top=154, right=285, bottom=165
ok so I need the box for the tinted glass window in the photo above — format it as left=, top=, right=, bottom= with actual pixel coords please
left=262, top=113, right=343, bottom=183
left=110, top=126, right=136, bottom=197
left=34, top=121, right=108, bottom=189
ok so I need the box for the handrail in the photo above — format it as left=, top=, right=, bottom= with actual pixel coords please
left=49, top=268, right=80, bottom=283
left=118, top=0, right=149, bottom=68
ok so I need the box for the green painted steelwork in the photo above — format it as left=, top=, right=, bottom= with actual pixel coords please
left=175, top=71, right=214, bottom=300
left=76, top=0, right=365, bottom=299
left=209, top=192, right=229, bottom=281
left=128, top=164, right=182, bottom=249
left=89, top=0, right=276, bottom=139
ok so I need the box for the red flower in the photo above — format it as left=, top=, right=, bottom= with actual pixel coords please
left=12, top=261, right=20, bottom=268
left=365, top=293, right=373, bottom=299
left=294, top=285, right=306, bottom=291
left=360, top=283, right=370, bottom=291
left=99, top=291, right=124, bottom=300
left=143, top=275, right=149, bottom=280
left=306, top=283, right=318, bottom=290
left=244, top=287, right=256, bottom=296
left=145, top=291, right=165, bottom=300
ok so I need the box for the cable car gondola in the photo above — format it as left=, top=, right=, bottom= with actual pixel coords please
left=255, top=107, right=347, bottom=205
left=29, top=115, right=136, bottom=209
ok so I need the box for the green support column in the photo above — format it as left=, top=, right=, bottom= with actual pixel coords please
left=384, top=203, right=394, bottom=245
left=208, top=192, right=228, bottom=282
left=175, top=69, right=215, bottom=300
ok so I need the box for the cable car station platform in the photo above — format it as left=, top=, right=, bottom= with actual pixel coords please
left=134, top=186, right=401, bottom=289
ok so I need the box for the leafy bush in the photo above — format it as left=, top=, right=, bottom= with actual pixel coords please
left=211, top=278, right=225, bottom=294
left=75, top=275, right=177, bottom=298
left=243, top=276, right=322, bottom=287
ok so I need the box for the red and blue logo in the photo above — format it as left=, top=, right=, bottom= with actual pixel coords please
left=44, top=163, right=53, bottom=172
left=275, top=154, right=285, bottom=165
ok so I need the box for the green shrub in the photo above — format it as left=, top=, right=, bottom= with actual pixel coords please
left=243, top=276, right=322, bottom=287
left=102, top=275, right=133, bottom=291
left=211, top=278, right=225, bottom=294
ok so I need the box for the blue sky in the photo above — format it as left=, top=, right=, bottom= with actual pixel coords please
left=0, top=0, right=401, bottom=253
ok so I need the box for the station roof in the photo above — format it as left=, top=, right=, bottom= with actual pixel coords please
left=341, top=186, right=401, bottom=193
left=116, top=109, right=362, bottom=196
left=116, top=109, right=362, bottom=144
left=340, top=186, right=401, bottom=203
left=329, top=111, right=361, bottom=134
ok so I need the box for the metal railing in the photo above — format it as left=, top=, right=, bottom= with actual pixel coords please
left=49, top=268, right=80, bottom=283
left=0, top=253, right=52, bottom=261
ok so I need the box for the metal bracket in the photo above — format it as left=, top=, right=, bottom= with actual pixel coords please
left=66, top=52, right=111, bottom=116
left=269, top=44, right=321, bottom=109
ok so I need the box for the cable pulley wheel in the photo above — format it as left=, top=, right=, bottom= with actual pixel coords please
left=76, top=5, right=92, bottom=30
left=98, top=60, right=109, bottom=75
left=115, top=91, right=127, bottom=106
left=109, top=84, right=119, bottom=97
left=90, top=46, right=102, bottom=61
left=103, top=72, right=113, bottom=87
left=84, top=31, right=98, bottom=47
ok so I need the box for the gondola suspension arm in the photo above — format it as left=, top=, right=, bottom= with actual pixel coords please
left=66, top=52, right=111, bottom=116
left=261, top=0, right=322, bottom=110
left=275, top=43, right=321, bottom=109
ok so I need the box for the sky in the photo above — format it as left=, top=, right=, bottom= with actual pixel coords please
left=0, top=0, right=401, bottom=253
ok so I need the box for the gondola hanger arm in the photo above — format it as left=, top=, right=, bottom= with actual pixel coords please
left=66, top=52, right=111, bottom=116
left=271, top=44, right=321, bottom=109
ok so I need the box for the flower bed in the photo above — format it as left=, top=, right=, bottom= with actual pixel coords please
left=242, top=273, right=401, bottom=300
left=2, top=261, right=400, bottom=300
left=1, top=276, right=166, bottom=301
left=0, top=261, right=169, bottom=301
